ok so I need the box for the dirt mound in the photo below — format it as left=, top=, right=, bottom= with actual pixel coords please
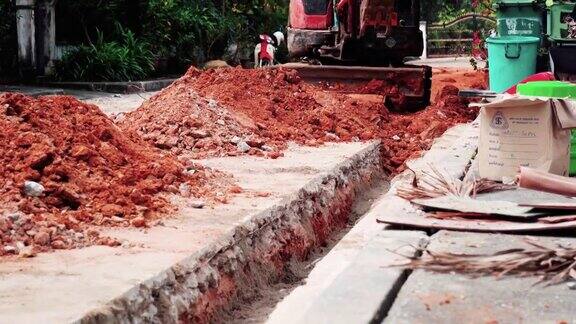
left=0, top=93, right=224, bottom=255
left=431, top=68, right=488, bottom=101
left=123, top=66, right=476, bottom=173
left=189, top=67, right=389, bottom=142
left=122, top=67, right=389, bottom=159
left=118, top=77, right=264, bottom=159
left=380, top=85, right=478, bottom=172
left=183, top=67, right=475, bottom=173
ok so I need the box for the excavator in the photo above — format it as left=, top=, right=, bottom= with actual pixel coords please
left=284, top=0, right=431, bottom=110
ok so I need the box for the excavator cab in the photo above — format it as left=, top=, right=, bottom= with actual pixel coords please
left=287, top=0, right=423, bottom=64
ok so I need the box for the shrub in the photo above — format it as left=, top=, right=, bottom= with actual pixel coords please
left=54, top=25, right=154, bottom=82
left=0, top=1, right=18, bottom=78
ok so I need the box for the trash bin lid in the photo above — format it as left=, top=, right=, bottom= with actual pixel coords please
left=517, top=81, right=576, bottom=98
left=486, top=36, right=540, bottom=44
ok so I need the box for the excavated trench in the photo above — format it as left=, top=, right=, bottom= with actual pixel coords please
left=216, top=178, right=391, bottom=323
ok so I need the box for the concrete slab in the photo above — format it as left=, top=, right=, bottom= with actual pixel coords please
left=0, top=85, right=156, bottom=116
left=81, top=92, right=157, bottom=116
left=272, top=230, right=427, bottom=324
left=41, top=78, right=177, bottom=94
left=384, top=231, right=576, bottom=324
left=0, top=141, right=380, bottom=323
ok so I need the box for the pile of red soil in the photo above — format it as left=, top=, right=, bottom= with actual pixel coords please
left=0, top=93, right=224, bottom=256
left=380, top=85, right=479, bottom=172
left=122, top=67, right=389, bottom=160
left=188, top=67, right=389, bottom=143
left=431, top=68, right=488, bottom=102
left=118, top=77, right=265, bottom=159
left=123, top=66, right=480, bottom=174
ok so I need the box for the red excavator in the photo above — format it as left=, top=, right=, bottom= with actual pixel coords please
left=285, top=0, right=431, bottom=110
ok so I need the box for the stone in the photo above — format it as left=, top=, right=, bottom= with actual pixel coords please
left=3, top=246, right=16, bottom=254
left=51, top=240, right=66, bottom=249
left=189, top=200, right=205, bottom=209
left=325, top=132, right=340, bottom=141
left=261, top=145, right=273, bottom=152
left=392, top=135, right=401, bottom=141
left=230, top=136, right=242, bottom=144
left=131, top=217, right=147, bottom=228
left=7, top=212, right=22, bottom=222
left=23, top=181, right=45, bottom=197
left=179, top=183, right=191, bottom=197
left=268, top=151, right=283, bottom=159
left=15, top=241, right=25, bottom=251
left=237, top=141, right=251, bottom=153
left=34, top=231, right=50, bottom=245
left=203, top=60, right=230, bottom=69
left=190, top=130, right=210, bottom=138
left=246, top=137, right=265, bottom=148
left=184, top=169, right=197, bottom=176
left=18, top=246, right=36, bottom=258
left=111, top=216, right=125, bottom=223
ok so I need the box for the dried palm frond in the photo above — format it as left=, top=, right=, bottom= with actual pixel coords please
left=404, top=240, right=576, bottom=285
left=396, top=164, right=515, bottom=201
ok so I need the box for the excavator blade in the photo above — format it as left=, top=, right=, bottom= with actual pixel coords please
left=281, top=63, right=432, bottom=111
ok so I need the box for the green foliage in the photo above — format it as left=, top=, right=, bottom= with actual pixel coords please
left=141, top=0, right=288, bottom=67
left=54, top=25, right=154, bottom=81
left=422, top=0, right=494, bottom=22
left=55, top=0, right=289, bottom=73
left=142, top=0, right=236, bottom=66
left=0, top=1, right=17, bottom=77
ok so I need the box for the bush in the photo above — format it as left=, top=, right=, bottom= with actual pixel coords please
left=0, top=1, right=18, bottom=78
left=54, top=26, right=154, bottom=82
left=55, top=0, right=289, bottom=74
left=141, top=0, right=253, bottom=67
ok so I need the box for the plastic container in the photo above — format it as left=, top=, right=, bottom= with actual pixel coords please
left=486, top=36, right=540, bottom=93
left=517, top=80, right=576, bottom=96
left=546, top=1, right=576, bottom=40
left=517, top=80, right=576, bottom=175
left=493, top=0, right=544, bottom=38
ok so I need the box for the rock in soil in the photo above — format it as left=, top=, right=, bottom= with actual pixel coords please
left=23, top=181, right=45, bottom=197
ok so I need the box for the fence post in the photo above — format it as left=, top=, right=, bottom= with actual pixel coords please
left=420, top=20, right=428, bottom=60
left=16, top=0, right=36, bottom=77
left=35, top=0, right=56, bottom=76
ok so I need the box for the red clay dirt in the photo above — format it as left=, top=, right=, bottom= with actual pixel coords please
left=0, top=93, right=228, bottom=256
left=123, top=66, right=484, bottom=174
left=431, top=68, right=488, bottom=102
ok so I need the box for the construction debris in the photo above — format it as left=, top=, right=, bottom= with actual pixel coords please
left=405, top=240, right=576, bottom=285
left=396, top=165, right=514, bottom=201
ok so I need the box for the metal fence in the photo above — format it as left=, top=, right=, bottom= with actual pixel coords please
left=420, top=13, right=496, bottom=58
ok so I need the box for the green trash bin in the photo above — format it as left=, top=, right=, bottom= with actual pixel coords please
left=493, top=0, right=544, bottom=38
left=486, top=36, right=540, bottom=93
left=517, top=80, right=576, bottom=175
left=546, top=1, right=576, bottom=41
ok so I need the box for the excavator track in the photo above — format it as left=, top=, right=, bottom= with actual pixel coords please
left=280, top=63, right=432, bottom=111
